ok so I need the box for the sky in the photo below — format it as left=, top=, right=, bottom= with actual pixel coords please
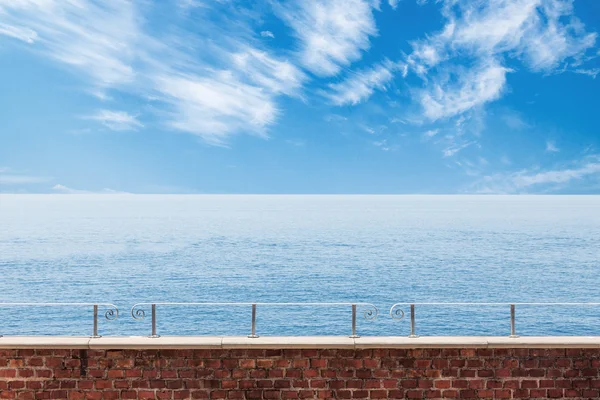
left=0, top=0, right=599, bottom=194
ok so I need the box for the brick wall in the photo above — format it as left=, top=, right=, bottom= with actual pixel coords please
left=1, top=348, right=600, bottom=399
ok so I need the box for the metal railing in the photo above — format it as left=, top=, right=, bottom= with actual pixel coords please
left=2, top=301, right=599, bottom=337
left=390, top=302, right=600, bottom=338
left=131, top=302, right=379, bottom=338
left=0, top=303, right=119, bottom=338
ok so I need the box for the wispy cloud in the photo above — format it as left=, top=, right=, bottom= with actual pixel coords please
left=0, top=22, right=37, bottom=43
left=423, top=129, right=439, bottom=138
left=442, top=141, right=475, bottom=157
left=324, top=60, right=403, bottom=105
left=546, top=140, right=560, bottom=153
left=154, top=73, right=277, bottom=145
left=409, top=0, right=597, bottom=74
left=231, top=48, right=305, bottom=96
left=260, top=30, right=275, bottom=39
left=420, top=61, right=510, bottom=120
left=278, top=0, right=378, bottom=76
left=51, top=184, right=129, bottom=194
left=0, top=0, right=307, bottom=145
left=574, top=68, right=600, bottom=79
left=471, top=155, right=600, bottom=193
left=501, top=110, right=530, bottom=130
left=372, top=139, right=393, bottom=151
left=388, top=0, right=399, bottom=10
left=86, top=110, right=143, bottom=131
left=0, top=0, right=139, bottom=92
left=407, top=0, right=597, bottom=120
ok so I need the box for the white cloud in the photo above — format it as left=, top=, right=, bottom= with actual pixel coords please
left=373, top=139, right=392, bottom=151
left=574, top=68, right=600, bottom=79
left=51, top=184, right=129, bottom=194
left=153, top=72, right=277, bottom=145
left=51, top=184, right=90, bottom=194
left=407, top=0, right=597, bottom=120
left=420, top=61, right=510, bottom=120
left=388, top=0, right=399, bottom=9
left=324, top=60, right=400, bottom=105
left=0, top=22, right=37, bottom=43
left=412, top=0, right=597, bottom=73
left=278, top=0, right=378, bottom=76
left=442, top=141, right=475, bottom=157
left=363, top=126, right=376, bottom=135
left=86, top=110, right=143, bottom=131
left=0, top=0, right=139, bottom=91
left=150, top=45, right=305, bottom=143
left=0, top=0, right=308, bottom=145
left=260, top=30, right=275, bottom=38
left=472, top=155, right=600, bottom=193
left=546, top=140, right=560, bottom=152
left=423, top=129, right=439, bottom=138
left=231, top=48, right=305, bottom=96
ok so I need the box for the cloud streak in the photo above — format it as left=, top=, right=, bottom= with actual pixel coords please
left=324, top=60, right=402, bottom=105
left=472, top=155, right=600, bottom=193
left=0, top=0, right=307, bottom=145
left=52, top=184, right=130, bottom=194
left=86, top=110, right=143, bottom=131
left=0, top=0, right=139, bottom=92
left=546, top=140, right=560, bottom=153
left=278, top=0, right=378, bottom=76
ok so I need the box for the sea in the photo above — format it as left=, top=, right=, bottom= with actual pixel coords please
left=0, top=194, right=599, bottom=338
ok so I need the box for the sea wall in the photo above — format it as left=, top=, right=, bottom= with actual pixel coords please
left=1, top=337, right=600, bottom=399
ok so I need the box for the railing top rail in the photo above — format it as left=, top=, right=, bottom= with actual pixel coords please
left=132, top=302, right=377, bottom=306
left=390, top=302, right=600, bottom=306
left=0, top=303, right=119, bottom=307
left=392, top=302, right=600, bottom=308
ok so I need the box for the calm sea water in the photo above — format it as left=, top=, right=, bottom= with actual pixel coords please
left=0, top=194, right=599, bottom=337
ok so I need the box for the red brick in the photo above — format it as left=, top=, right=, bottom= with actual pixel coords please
left=547, top=389, right=564, bottom=398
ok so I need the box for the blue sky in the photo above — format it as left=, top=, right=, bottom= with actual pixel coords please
left=0, top=0, right=599, bottom=194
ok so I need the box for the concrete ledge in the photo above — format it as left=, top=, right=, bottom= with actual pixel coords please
left=89, top=336, right=223, bottom=350
left=221, top=336, right=355, bottom=349
left=354, top=336, right=490, bottom=348
left=1, top=336, right=600, bottom=349
left=0, top=336, right=92, bottom=349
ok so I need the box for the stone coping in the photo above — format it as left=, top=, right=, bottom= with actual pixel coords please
left=1, top=336, right=600, bottom=349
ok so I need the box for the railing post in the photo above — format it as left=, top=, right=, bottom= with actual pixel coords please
left=248, top=304, right=258, bottom=338
left=409, top=304, right=419, bottom=338
left=509, top=304, right=519, bottom=338
left=150, top=304, right=160, bottom=338
left=92, top=305, right=101, bottom=338
left=350, top=304, right=359, bottom=338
